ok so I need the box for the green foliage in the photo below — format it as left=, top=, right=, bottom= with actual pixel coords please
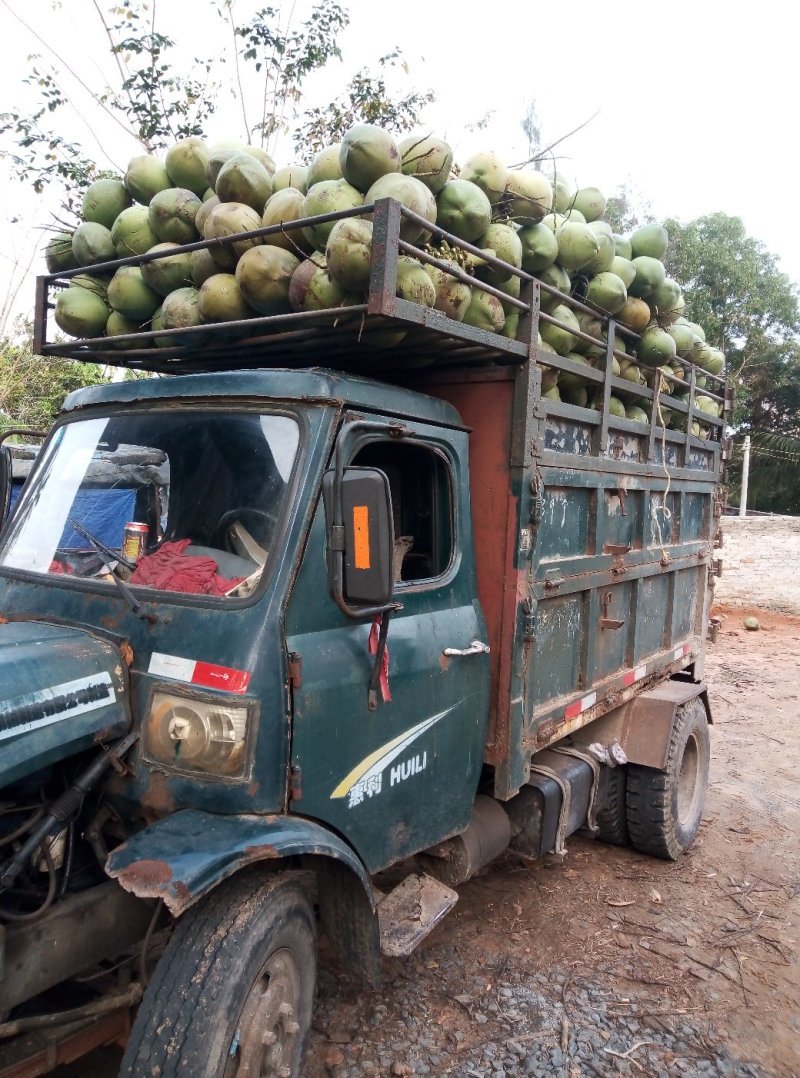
left=604, top=183, right=654, bottom=235
left=0, top=321, right=105, bottom=433
left=728, top=432, right=800, bottom=514
left=294, top=50, right=435, bottom=157
left=234, top=1, right=349, bottom=145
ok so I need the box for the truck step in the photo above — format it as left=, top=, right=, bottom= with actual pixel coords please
left=376, top=872, right=458, bottom=957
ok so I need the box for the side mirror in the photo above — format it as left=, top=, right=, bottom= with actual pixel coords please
left=0, top=446, right=11, bottom=531
left=324, top=466, right=395, bottom=610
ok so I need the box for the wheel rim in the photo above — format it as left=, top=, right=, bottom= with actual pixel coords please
left=676, top=733, right=701, bottom=827
left=227, top=947, right=303, bottom=1078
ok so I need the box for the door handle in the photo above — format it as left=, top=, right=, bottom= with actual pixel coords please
left=443, top=640, right=491, bottom=657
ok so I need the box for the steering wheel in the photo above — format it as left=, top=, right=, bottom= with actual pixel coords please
left=215, top=507, right=275, bottom=551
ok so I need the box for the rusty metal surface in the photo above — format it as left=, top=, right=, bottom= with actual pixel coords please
left=571, top=681, right=709, bottom=770
left=105, top=809, right=374, bottom=917
left=0, top=1008, right=130, bottom=1077
left=0, top=882, right=152, bottom=1013
left=376, top=873, right=458, bottom=958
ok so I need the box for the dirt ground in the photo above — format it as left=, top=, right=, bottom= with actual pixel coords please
left=55, top=522, right=800, bottom=1078
left=298, top=600, right=800, bottom=1078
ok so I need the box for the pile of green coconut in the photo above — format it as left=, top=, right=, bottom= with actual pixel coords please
left=45, top=123, right=725, bottom=436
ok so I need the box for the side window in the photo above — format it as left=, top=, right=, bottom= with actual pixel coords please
left=352, top=441, right=453, bottom=584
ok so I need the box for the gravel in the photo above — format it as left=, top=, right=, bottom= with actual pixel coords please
left=310, top=950, right=764, bottom=1077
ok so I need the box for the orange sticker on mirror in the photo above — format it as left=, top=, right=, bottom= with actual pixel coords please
left=353, top=505, right=371, bottom=569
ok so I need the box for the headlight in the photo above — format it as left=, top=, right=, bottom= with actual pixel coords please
left=144, top=691, right=250, bottom=776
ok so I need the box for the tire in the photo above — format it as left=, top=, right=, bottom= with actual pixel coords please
left=121, top=870, right=316, bottom=1078
left=595, top=766, right=630, bottom=846
left=626, top=697, right=710, bottom=861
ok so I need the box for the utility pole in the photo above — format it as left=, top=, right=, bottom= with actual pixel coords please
left=739, top=435, right=751, bottom=518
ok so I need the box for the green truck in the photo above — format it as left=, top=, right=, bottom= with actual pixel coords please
left=0, top=199, right=727, bottom=1076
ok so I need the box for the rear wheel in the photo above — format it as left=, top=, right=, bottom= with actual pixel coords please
left=121, top=870, right=316, bottom=1078
left=625, top=697, right=710, bottom=860
left=595, top=766, right=630, bottom=846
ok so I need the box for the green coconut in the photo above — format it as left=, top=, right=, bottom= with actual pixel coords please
left=628, top=255, right=666, bottom=299
left=610, top=256, right=636, bottom=290
left=425, top=260, right=471, bottom=321
left=243, top=146, right=276, bottom=175
left=542, top=385, right=561, bottom=402
left=561, top=383, right=588, bottom=407
left=585, top=222, right=616, bottom=274
left=541, top=303, right=580, bottom=355
left=205, top=142, right=245, bottom=188
left=190, top=248, right=219, bottom=287
left=234, top=246, right=301, bottom=314
left=306, top=144, right=343, bottom=188
left=630, top=223, right=669, bottom=260
left=608, top=395, right=627, bottom=418
left=204, top=202, right=264, bottom=269
left=743, top=616, right=760, bottom=631
left=261, top=188, right=312, bottom=253
left=638, top=326, right=677, bottom=368
left=542, top=213, right=567, bottom=233
left=552, top=173, right=575, bottom=214
left=70, top=272, right=110, bottom=298
left=626, top=404, right=649, bottom=423
left=125, top=154, right=171, bottom=205
left=614, top=234, right=632, bottom=259
left=556, top=222, right=599, bottom=272
left=537, top=263, right=571, bottom=311
left=685, top=320, right=706, bottom=341
left=365, top=173, right=437, bottom=243
left=399, top=134, right=453, bottom=194
left=436, top=179, right=492, bottom=243
left=617, top=296, right=651, bottom=333
left=693, top=339, right=714, bottom=371
left=216, top=153, right=273, bottom=214
left=148, top=188, right=202, bottom=245
left=302, top=180, right=365, bottom=250
left=461, top=151, right=508, bottom=206
left=706, top=348, right=726, bottom=376
left=649, top=277, right=682, bottom=320
left=559, top=353, right=591, bottom=393
left=54, top=285, right=109, bottom=338
left=161, top=286, right=203, bottom=331
left=340, top=124, right=401, bottom=193
left=111, top=206, right=157, bottom=257
left=140, top=242, right=193, bottom=296
left=106, top=310, right=146, bottom=349
left=462, top=289, right=505, bottom=333
left=325, top=218, right=374, bottom=292
left=107, top=266, right=161, bottom=321
left=519, top=223, right=558, bottom=273
left=195, top=195, right=221, bottom=235
left=574, top=312, right=603, bottom=354
left=165, top=136, right=210, bottom=196
left=477, top=223, right=522, bottom=285
left=82, top=178, right=131, bottom=229
left=202, top=187, right=216, bottom=202
left=198, top=274, right=254, bottom=322
left=303, top=265, right=360, bottom=314
left=586, top=271, right=627, bottom=315
left=272, top=165, right=308, bottom=194
left=505, top=169, right=552, bottom=225
left=72, top=222, right=116, bottom=267
left=618, top=359, right=645, bottom=384
left=45, top=231, right=77, bottom=273
left=396, top=256, right=436, bottom=307
left=573, top=186, right=606, bottom=222
left=288, top=257, right=324, bottom=311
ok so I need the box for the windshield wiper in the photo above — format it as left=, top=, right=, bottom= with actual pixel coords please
left=67, top=518, right=144, bottom=616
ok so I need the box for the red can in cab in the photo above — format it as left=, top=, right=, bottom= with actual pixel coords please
left=122, top=522, right=149, bottom=564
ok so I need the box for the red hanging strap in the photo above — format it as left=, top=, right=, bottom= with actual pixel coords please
left=368, top=614, right=392, bottom=703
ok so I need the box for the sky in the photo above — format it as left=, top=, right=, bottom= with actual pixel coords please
left=1, top=0, right=799, bottom=334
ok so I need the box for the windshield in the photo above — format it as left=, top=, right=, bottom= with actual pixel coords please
left=0, top=410, right=300, bottom=600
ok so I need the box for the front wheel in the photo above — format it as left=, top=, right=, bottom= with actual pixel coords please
left=625, top=697, right=710, bottom=860
left=121, top=870, right=316, bottom=1078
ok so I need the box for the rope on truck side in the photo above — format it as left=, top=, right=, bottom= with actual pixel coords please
left=650, top=368, right=673, bottom=566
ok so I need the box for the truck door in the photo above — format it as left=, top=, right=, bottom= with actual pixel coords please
left=285, top=422, right=490, bottom=873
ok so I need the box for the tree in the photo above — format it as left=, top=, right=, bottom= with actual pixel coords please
left=0, top=0, right=433, bottom=205
left=520, top=99, right=541, bottom=161
left=665, top=213, right=800, bottom=512
left=603, top=182, right=654, bottom=235
left=0, top=320, right=105, bottom=433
